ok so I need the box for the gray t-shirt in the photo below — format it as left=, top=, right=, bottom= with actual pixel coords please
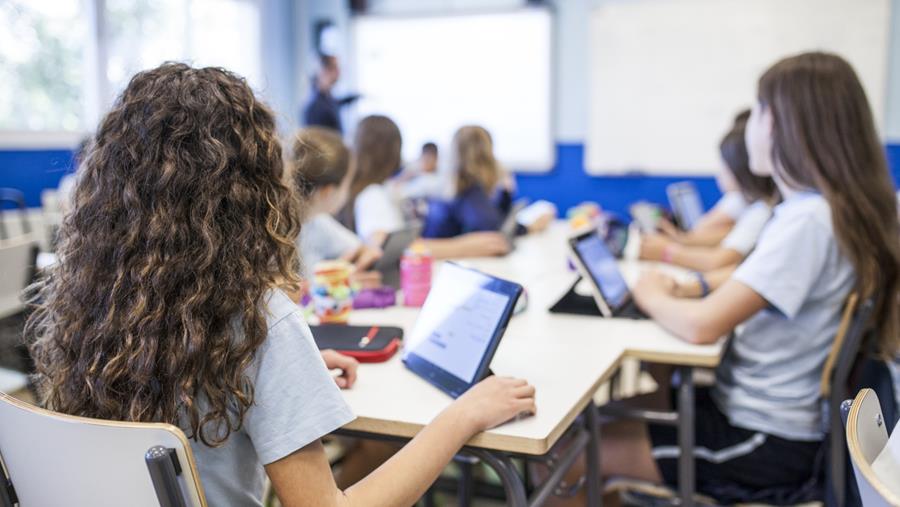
left=713, top=192, right=854, bottom=441
left=298, top=213, right=362, bottom=276
left=188, top=290, right=355, bottom=506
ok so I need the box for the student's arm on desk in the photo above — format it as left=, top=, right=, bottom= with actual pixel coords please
left=641, top=234, right=743, bottom=272
left=265, top=376, right=536, bottom=507
left=419, top=232, right=510, bottom=259
left=674, top=265, right=737, bottom=298
left=632, top=271, right=767, bottom=345
left=664, top=221, right=733, bottom=247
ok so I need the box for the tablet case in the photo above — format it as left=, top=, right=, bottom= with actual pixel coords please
left=310, top=324, right=403, bottom=363
left=548, top=277, right=604, bottom=316
left=548, top=277, right=647, bottom=319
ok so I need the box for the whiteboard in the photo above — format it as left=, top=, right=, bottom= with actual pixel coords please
left=352, top=9, right=553, bottom=172
left=586, top=0, right=891, bottom=175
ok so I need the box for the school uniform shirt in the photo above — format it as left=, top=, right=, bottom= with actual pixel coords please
left=711, top=191, right=749, bottom=220
left=393, top=172, right=451, bottom=201
left=188, top=290, right=355, bottom=506
left=298, top=213, right=361, bottom=276
left=354, top=183, right=406, bottom=241
left=422, top=185, right=504, bottom=238
left=719, top=200, right=773, bottom=256
left=712, top=192, right=854, bottom=441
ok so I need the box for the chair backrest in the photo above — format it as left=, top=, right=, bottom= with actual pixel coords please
left=822, top=294, right=876, bottom=507
left=0, top=392, right=207, bottom=507
left=0, top=188, right=32, bottom=240
left=845, top=389, right=900, bottom=507
left=0, top=235, right=38, bottom=320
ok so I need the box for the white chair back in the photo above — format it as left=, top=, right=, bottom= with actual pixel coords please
left=846, top=389, right=900, bottom=507
left=0, top=235, right=36, bottom=320
left=0, top=392, right=207, bottom=506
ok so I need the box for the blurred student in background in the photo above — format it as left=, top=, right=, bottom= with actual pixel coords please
left=422, top=125, right=553, bottom=239
left=340, top=116, right=511, bottom=258
left=392, top=142, right=449, bottom=201
left=640, top=110, right=779, bottom=277
left=288, top=126, right=382, bottom=287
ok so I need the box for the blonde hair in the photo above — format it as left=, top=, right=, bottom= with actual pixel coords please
left=289, top=127, right=351, bottom=198
left=453, top=125, right=501, bottom=194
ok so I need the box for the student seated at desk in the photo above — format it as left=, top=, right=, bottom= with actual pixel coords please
left=640, top=110, right=779, bottom=273
left=551, top=52, right=900, bottom=506
left=391, top=141, right=449, bottom=201
left=288, top=126, right=382, bottom=287
left=422, top=125, right=553, bottom=239
left=26, top=63, right=536, bottom=507
left=655, top=111, right=763, bottom=246
left=340, top=116, right=512, bottom=258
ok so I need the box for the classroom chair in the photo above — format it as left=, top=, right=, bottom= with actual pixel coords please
left=843, top=389, right=900, bottom=507
left=0, top=189, right=33, bottom=241
left=0, top=391, right=207, bottom=507
left=823, top=295, right=876, bottom=507
left=0, top=235, right=38, bottom=320
left=0, top=368, right=27, bottom=398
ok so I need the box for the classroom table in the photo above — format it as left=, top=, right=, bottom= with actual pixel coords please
left=339, top=223, right=723, bottom=506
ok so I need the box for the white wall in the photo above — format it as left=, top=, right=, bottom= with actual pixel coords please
left=886, top=0, right=900, bottom=141
left=300, top=0, right=900, bottom=143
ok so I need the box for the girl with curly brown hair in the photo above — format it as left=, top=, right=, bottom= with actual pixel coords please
left=27, top=63, right=535, bottom=507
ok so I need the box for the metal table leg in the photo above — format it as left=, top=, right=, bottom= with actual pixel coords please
left=677, top=366, right=695, bottom=506
left=466, top=449, right=529, bottom=507
left=585, top=403, right=602, bottom=507
left=458, top=458, right=474, bottom=507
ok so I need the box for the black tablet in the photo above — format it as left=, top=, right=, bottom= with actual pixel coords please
left=567, top=228, right=633, bottom=318
left=402, top=262, right=523, bottom=398
left=373, top=224, right=423, bottom=287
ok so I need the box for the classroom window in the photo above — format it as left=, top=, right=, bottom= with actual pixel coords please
left=105, top=0, right=261, bottom=102
left=0, top=0, right=89, bottom=131
left=1, top=0, right=262, bottom=135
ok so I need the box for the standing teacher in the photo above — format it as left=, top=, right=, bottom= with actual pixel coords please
left=302, top=54, right=359, bottom=134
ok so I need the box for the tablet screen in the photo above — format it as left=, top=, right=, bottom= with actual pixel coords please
left=574, top=232, right=629, bottom=310
left=403, top=263, right=519, bottom=388
left=669, top=183, right=704, bottom=230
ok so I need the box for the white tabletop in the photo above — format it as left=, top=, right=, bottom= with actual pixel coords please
left=339, top=222, right=723, bottom=455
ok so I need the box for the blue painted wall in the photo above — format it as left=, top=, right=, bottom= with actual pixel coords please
left=0, top=149, right=76, bottom=207
left=3, top=143, right=900, bottom=215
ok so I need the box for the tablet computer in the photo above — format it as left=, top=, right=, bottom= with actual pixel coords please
left=666, top=182, right=704, bottom=231
left=567, top=228, right=646, bottom=319
left=402, top=262, right=523, bottom=398
left=373, top=223, right=423, bottom=287
left=500, top=200, right=529, bottom=244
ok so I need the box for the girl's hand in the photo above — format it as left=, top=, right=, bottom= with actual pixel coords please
left=461, top=232, right=512, bottom=257
left=639, top=234, right=672, bottom=261
left=526, top=212, right=554, bottom=234
left=632, top=270, right=677, bottom=308
left=656, top=218, right=681, bottom=239
left=341, top=245, right=383, bottom=271
left=449, top=376, right=536, bottom=433
left=320, top=349, right=359, bottom=389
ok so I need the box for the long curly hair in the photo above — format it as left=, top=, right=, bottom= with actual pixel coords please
left=26, top=63, right=302, bottom=446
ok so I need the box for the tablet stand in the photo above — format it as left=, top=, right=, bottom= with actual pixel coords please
left=548, top=276, right=604, bottom=316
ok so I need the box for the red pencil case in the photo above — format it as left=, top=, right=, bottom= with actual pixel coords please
left=309, top=324, right=403, bottom=363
